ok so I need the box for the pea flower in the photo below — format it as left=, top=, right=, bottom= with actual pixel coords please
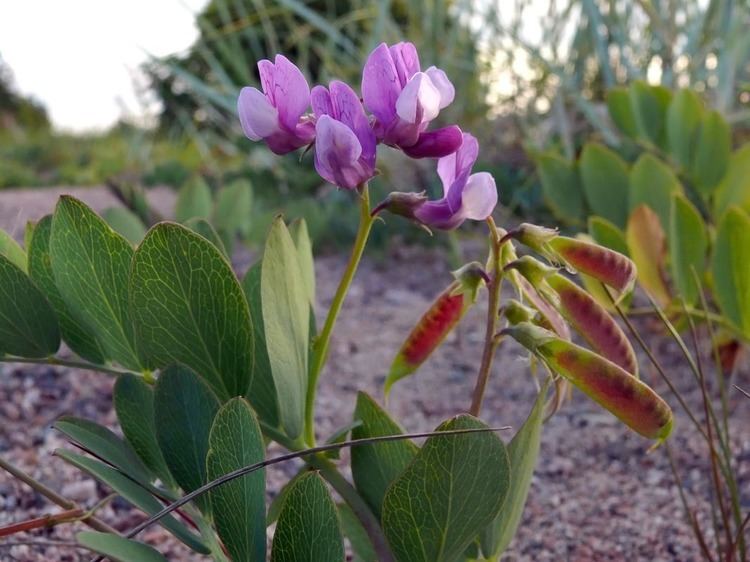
left=373, top=133, right=497, bottom=230
left=237, top=54, right=315, bottom=154
left=362, top=42, right=462, bottom=158
left=311, top=80, right=376, bottom=189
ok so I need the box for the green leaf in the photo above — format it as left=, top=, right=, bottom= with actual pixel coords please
left=629, top=81, right=671, bottom=147
left=175, top=176, right=213, bottom=223
left=337, top=503, right=377, bottom=562
left=290, top=218, right=316, bottom=305
left=480, top=386, right=547, bottom=558
left=207, top=398, right=266, bottom=562
left=154, top=365, right=220, bottom=512
left=49, top=196, right=141, bottom=369
left=351, top=392, right=418, bottom=519
left=261, top=217, right=309, bottom=439
left=588, top=217, right=629, bottom=256
left=58, top=450, right=208, bottom=553
left=77, top=532, right=169, bottom=562
left=23, top=221, right=35, bottom=256
left=53, top=416, right=155, bottom=490
left=27, top=216, right=104, bottom=364
left=606, top=87, right=638, bottom=138
left=626, top=205, right=672, bottom=307
left=711, top=207, right=750, bottom=338
left=270, top=472, right=345, bottom=562
left=0, top=254, right=60, bottom=358
left=241, top=262, right=280, bottom=427
left=0, top=229, right=26, bottom=272
left=114, top=374, right=175, bottom=488
left=669, top=194, right=707, bottom=305
left=580, top=143, right=630, bottom=228
left=534, top=151, right=585, bottom=225
left=184, top=217, right=229, bottom=258
left=382, top=415, right=510, bottom=562
left=666, top=89, right=704, bottom=170
left=629, top=153, right=683, bottom=231
left=715, top=145, right=750, bottom=217
left=103, top=207, right=148, bottom=245
left=691, top=111, right=731, bottom=197
left=130, top=222, right=254, bottom=400
left=215, top=179, right=253, bottom=238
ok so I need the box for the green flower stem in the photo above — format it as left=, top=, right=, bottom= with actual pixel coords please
left=469, top=217, right=505, bottom=416
left=309, top=454, right=396, bottom=562
left=0, top=356, right=129, bottom=377
left=304, top=183, right=375, bottom=446
left=0, top=455, right=116, bottom=535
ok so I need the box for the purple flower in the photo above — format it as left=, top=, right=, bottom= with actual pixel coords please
left=311, top=80, right=377, bottom=189
left=238, top=54, right=315, bottom=154
left=362, top=42, right=462, bottom=158
left=373, top=133, right=497, bottom=230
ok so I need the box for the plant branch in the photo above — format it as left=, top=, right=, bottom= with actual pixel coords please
left=305, top=182, right=375, bottom=446
left=469, top=217, right=505, bottom=416
left=0, top=456, right=116, bottom=535
left=114, top=427, right=510, bottom=546
left=0, top=356, right=130, bottom=377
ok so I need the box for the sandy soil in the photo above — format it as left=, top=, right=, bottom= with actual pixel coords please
left=1, top=186, right=748, bottom=561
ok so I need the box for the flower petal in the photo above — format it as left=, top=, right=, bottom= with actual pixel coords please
left=310, top=84, right=333, bottom=118
left=402, top=125, right=463, bottom=159
left=413, top=199, right=465, bottom=230
left=238, top=86, right=279, bottom=140
left=460, top=172, right=497, bottom=220
left=362, top=42, right=400, bottom=125
left=389, top=42, right=420, bottom=86
left=329, top=81, right=376, bottom=165
left=424, top=66, right=455, bottom=109
left=270, top=54, right=311, bottom=131
left=314, top=115, right=371, bottom=188
left=396, top=72, right=441, bottom=124
left=440, top=132, right=479, bottom=198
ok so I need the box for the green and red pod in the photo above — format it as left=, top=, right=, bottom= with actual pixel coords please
left=504, top=323, right=673, bottom=442
left=546, top=273, right=638, bottom=376
left=548, top=236, right=636, bottom=298
left=385, top=263, right=487, bottom=396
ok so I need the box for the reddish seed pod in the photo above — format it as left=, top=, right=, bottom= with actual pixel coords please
left=548, top=236, right=636, bottom=296
left=546, top=273, right=638, bottom=376
left=385, top=282, right=467, bottom=396
left=515, top=276, right=571, bottom=340
left=505, top=323, right=673, bottom=441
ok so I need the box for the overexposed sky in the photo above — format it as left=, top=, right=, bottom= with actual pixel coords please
left=0, top=0, right=209, bottom=132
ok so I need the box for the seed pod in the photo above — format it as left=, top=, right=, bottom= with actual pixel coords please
left=385, top=264, right=486, bottom=396
left=504, top=323, right=673, bottom=441
left=546, top=273, right=638, bottom=376
left=515, top=276, right=570, bottom=340
left=548, top=236, right=636, bottom=297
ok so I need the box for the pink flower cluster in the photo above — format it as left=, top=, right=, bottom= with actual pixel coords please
left=237, top=42, right=497, bottom=230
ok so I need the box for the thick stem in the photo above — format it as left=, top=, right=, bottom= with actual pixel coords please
left=305, top=184, right=375, bottom=445
left=0, top=456, right=116, bottom=534
left=0, top=356, right=129, bottom=377
left=469, top=218, right=504, bottom=416
left=310, top=454, right=396, bottom=562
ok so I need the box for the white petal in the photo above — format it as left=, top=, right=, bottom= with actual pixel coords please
left=238, top=87, right=279, bottom=140
left=425, top=66, right=455, bottom=109
left=396, top=72, right=441, bottom=124
left=461, top=172, right=498, bottom=220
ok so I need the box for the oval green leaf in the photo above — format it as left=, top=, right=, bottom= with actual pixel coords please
left=130, top=222, right=254, bottom=399
left=711, top=207, right=750, bottom=339
left=715, top=145, right=750, bottom=217
left=580, top=143, right=630, bottom=228
left=270, top=472, right=345, bottom=562
left=49, top=196, right=141, bottom=369
left=28, top=215, right=104, bottom=363
left=0, top=228, right=26, bottom=272
left=629, top=153, right=683, bottom=231
left=382, top=415, right=510, bottom=562
left=261, top=217, right=309, bottom=439
left=666, top=88, right=704, bottom=170
left=175, top=176, right=213, bottom=223
left=534, top=150, right=585, bottom=225
left=103, top=207, right=148, bottom=245
left=77, top=532, right=168, bottom=562
left=691, top=110, right=731, bottom=197
left=669, top=194, right=707, bottom=305
left=0, top=254, right=60, bottom=358
left=207, top=397, right=266, bottom=562
left=350, top=392, right=418, bottom=519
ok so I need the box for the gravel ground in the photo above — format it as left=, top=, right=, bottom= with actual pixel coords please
left=1, top=186, right=749, bottom=561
